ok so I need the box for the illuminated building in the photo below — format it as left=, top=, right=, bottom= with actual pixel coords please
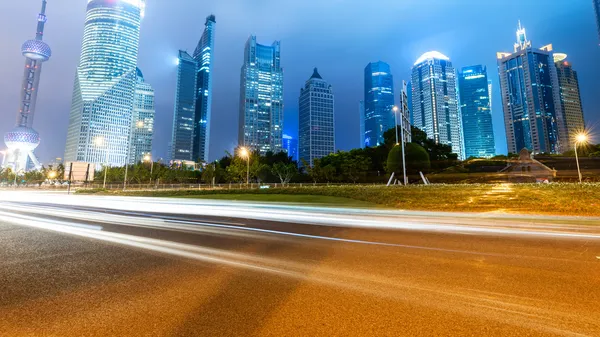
left=192, top=15, right=216, bottom=163
left=171, top=51, right=197, bottom=161
left=497, top=22, right=564, bottom=154
left=129, top=68, right=155, bottom=164
left=458, top=65, right=496, bottom=158
left=411, top=51, right=465, bottom=159
left=594, top=0, right=600, bottom=44
left=65, top=0, right=147, bottom=166
left=282, top=134, right=298, bottom=162
left=299, top=68, right=335, bottom=167
left=553, top=53, right=585, bottom=151
left=3, top=0, right=51, bottom=172
left=239, top=36, right=284, bottom=154
left=363, top=61, right=395, bottom=147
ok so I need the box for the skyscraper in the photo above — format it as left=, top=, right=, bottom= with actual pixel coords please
left=363, top=62, right=395, bottom=148
left=299, top=68, right=335, bottom=167
left=411, top=51, right=465, bottom=159
left=170, top=51, right=197, bottom=162
left=239, top=36, right=284, bottom=154
left=497, top=22, right=564, bottom=154
left=65, top=0, right=146, bottom=166
left=594, top=0, right=600, bottom=44
left=282, top=134, right=298, bottom=162
left=129, top=68, right=155, bottom=164
left=3, top=0, right=51, bottom=172
left=192, top=15, right=216, bottom=163
left=458, top=65, right=496, bottom=158
left=554, top=53, right=586, bottom=151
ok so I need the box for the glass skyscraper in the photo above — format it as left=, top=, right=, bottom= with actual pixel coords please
left=594, top=0, right=600, bottom=44
left=192, top=15, right=216, bottom=163
left=497, top=23, right=564, bottom=154
left=458, top=65, right=496, bottom=158
left=129, top=68, right=155, bottom=164
left=363, top=61, right=395, bottom=148
left=411, top=51, right=465, bottom=159
left=65, top=0, right=146, bottom=166
left=239, top=36, right=284, bottom=154
left=282, top=134, right=298, bottom=162
left=171, top=50, right=197, bottom=162
left=299, top=68, right=335, bottom=167
left=554, top=53, right=586, bottom=151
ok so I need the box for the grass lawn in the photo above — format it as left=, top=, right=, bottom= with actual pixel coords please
left=180, top=193, right=377, bottom=208
left=79, top=183, right=600, bottom=217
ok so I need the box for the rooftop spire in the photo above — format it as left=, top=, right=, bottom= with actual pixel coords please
left=36, top=0, right=48, bottom=41
left=515, top=20, right=528, bottom=50
left=310, top=67, right=322, bottom=80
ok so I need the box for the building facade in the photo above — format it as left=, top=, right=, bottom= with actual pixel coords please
left=411, top=51, right=464, bottom=159
left=239, top=36, right=284, bottom=154
left=363, top=61, right=395, bottom=148
left=299, top=68, right=335, bottom=167
left=497, top=23, right=564, bottom=154
left=192, top=15, right=216, bottom=163
left=554, top=53, right=585, bottom=150
left=129, top=68, right=155, bottom=164
left=282, top=134, right=298, bottom=162
left=170, top=50, right=197, bottom=162
left=458, top=65, right=496, bottom=158
left=65, top=0, right=146, bottom=166
left=3, top=0, right=51, bottom=172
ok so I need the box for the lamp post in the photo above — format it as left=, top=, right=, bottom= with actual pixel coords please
left=239, top=147, right=250, bottom=188
left=143, top=154, right=154, bottom=185
left=392, top=106, right=399, bottom=146
left=574, top=133, right=589, bottom=184
left=94, top=136, right=109, bottom=189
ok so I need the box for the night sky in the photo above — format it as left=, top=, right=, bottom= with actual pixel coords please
left=0, top=0, right=598, bottom=163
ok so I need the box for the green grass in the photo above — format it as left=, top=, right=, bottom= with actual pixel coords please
left=180, top=193, right=377, bottom=207
left=78, top=183, right=600, bottom=217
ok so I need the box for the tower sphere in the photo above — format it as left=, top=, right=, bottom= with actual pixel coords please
left=4, top=126, right=41, bottom=152
left=22, top=39, right=52, bottom=61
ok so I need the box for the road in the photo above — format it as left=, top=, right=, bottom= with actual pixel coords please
left=0, top=192, right=599, bottom=336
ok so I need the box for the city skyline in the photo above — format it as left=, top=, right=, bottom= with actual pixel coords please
left=0, top=1, right=598, bottom=163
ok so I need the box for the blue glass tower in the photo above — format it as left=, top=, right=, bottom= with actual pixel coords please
left=170, top=51, right=197, bottom=162
left=363, top=62, right=395, bottom=147
left=192, top=15, right=216, bottom=162
left=458, top=65, right=496, bottom=158
left=283, top=134, right=298, bottom=161
left=497, top=23, right=564, bottom=154
left=239, top=36, right=284, bottom=154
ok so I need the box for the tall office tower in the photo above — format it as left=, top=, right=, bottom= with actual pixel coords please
left=65, top=0, right=146, bottom=166
left=129, top=68, right=155, bottom=164
left=299, top=68, right=335, bottom=167
left=411, top=51, right=465, bottom=159
left=192, top=15, right=216, bottom=163
left=170, top=51, right=197, bottom=162
left=458, top=65, right=496, bottom=158
left=594, top=0, right=600, bottom=44
left=497, top=22, right=564, bottom=154
left=3, top=0, right=51, bottom=172
left=553, top=53, right=586, bottom=151
left=359, top=101, right=365, bottom=148
left=282, top=134, right=299, bottom=161
left=363, top=61, right=395, bottom=147
left=398, top=81, right=412, bottom=144
left=239, top=36, right=284, bottom=154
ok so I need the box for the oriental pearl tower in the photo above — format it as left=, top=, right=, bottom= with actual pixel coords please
left=3, top=0, right=51, bottom=172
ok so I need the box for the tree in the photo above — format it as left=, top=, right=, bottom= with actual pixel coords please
left=272, top=162, right=297, bottom=186
left=340, top=151, right=372, bottom=183
left=202, top=164, right=217, bottom=185
left=410, top=127, right=458, bottom=170
left=386, top=143, right=430, bottom=175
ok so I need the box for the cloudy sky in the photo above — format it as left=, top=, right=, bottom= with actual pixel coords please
left=0, top=0, right=598, bottom=162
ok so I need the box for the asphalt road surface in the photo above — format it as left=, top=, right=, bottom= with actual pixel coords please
left=0, top=192, right=599, bottom=336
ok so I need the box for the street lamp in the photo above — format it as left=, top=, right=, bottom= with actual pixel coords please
left=574, top=132, right=589, bottom=184
left=239, top=147, right=250, bottom=187
left=94, top=136, right=109, bottom=189
left=143, top=154, right=154, bottom=185
left=47, top=171, right=57, bottom=180
left=392, top=106, right=400, bottom=146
